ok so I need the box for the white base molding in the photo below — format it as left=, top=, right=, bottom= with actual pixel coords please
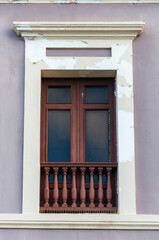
left=0, top=214, right=159, bottom=229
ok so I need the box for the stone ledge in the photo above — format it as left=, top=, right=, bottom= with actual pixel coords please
left=0, top=214, right=159, bottom=229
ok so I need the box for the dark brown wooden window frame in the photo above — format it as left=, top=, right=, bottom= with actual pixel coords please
left=41, top=78, right=116, bottom=163
left=40, top=78, right=117, bottom=213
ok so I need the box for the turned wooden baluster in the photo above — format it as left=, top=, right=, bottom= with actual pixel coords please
left=98, top=167, right=104, bottom=208
left=80, top=167, right=86, bottom=208
left=53, top=167, right=59, bottom=207
left=44, top=167, right=50, bottom=208
left=89, top=167, right=95, bottom=208
left=62, top=167, right=68, bottom=208
left=71, top=167, right=77, bottom=208
left=106, top=167, right=112, bottom=208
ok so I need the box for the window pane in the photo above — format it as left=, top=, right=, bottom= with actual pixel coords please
left=48, top=110, right=70, bottom=162
left=48, top=86, right=71, bottom=103
left=85, top=86, right=108, bottom=103
left=85, top=110, right=109, bottom=162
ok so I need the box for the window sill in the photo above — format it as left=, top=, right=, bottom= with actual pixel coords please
left=0, top=214, right=159, bottom=230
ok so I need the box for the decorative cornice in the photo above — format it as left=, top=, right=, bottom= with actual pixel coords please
left=0, top=214, right=159, bottom=229
left=13, top=21, right=145, bottom=40
left=2, top=0, right=159, bottom=3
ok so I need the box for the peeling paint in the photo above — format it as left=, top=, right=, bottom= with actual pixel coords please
left=118, top=85, right=133, bottom=98
left=118, top=97, right=133, bottom=112
left=118, top=110, right=134, bottom=163
left=118, top=60, right=133, bottom=85
left=45, top=58, right=77, bottom=69
left=112, top=43, right=128, bottom=64
left=86, top=58, right=116, bottom=70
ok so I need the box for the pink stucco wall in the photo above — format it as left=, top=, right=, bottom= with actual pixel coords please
left=0, top=0, right=159, bottom=221
left=0, top=229, right=159, bottom=240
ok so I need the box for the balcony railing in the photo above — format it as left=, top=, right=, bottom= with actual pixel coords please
left=40, top=162, right=117, bottom=213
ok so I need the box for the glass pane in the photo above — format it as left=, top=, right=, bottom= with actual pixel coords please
left=48, top=86, right=71, bottom=103
left=94, top=174, right=99, bottom=183
left=48, top=110, right=70, bottom=162
left=102, top=174, right=107, bottom=183
left=85, top=174, right=90, bottom=183
left=58, top=173, right=63, bottom=182
left=85, top=86, right=108, bottom=103
left=67, top=174, right=71, bottom=182
left=85, top=110, right=109, bottom=162
left=49, top=174, right=54, bottom=182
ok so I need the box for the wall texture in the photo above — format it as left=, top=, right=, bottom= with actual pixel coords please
left=0, top=1, right=159, bottom=218
left=1, top=229, right=159, bottom=240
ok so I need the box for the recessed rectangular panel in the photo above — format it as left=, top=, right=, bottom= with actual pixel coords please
left=85, top=110, right=109, bottom=162
left=48, top=110, right=70, bottom=162
left=48, top=86, right=71, bottom=103
left=46, top=48, right=111, bottom=57
left=85, top=86, right=108, bottom=103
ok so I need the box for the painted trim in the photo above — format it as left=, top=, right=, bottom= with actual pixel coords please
left=0, top=214, right=159, bottom=229
left=14, top=22, right=144, bottom=40
left=13, top=22, right=144, bottom=220
left=2, top=0, right=159, bottom=3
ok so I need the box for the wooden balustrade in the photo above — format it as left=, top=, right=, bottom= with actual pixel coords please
left=89, top=167, right=95, bottom=208
left=40, top=163, right=117, bottom=213
left=62, top=167, right=68, bottom=207
left=107, top=167, right=112, bottom=208
left=44, top=167, right=50, bottom=208
left=71, top=167, right=77, bottom=208
left=80, top=167, right=86, bottom=208
left=98, top=167, right=104, bottom=208
left=53, top=167, right=59, bottom=207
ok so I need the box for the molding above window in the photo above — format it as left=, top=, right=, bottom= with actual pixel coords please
left=2, top=0, right=159, bottom=4
left=13, top=22, right=144, bottom=40
left=0, top=214, right=159, bottom=230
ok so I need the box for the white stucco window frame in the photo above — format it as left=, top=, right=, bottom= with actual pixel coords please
left=8, top=21, right=150, bottom=229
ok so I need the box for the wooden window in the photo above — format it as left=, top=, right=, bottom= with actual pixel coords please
left=40, top=78, right=117, bottom=213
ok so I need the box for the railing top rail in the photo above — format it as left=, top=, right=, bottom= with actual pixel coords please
left=41, top=162, right=117, bottom=168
